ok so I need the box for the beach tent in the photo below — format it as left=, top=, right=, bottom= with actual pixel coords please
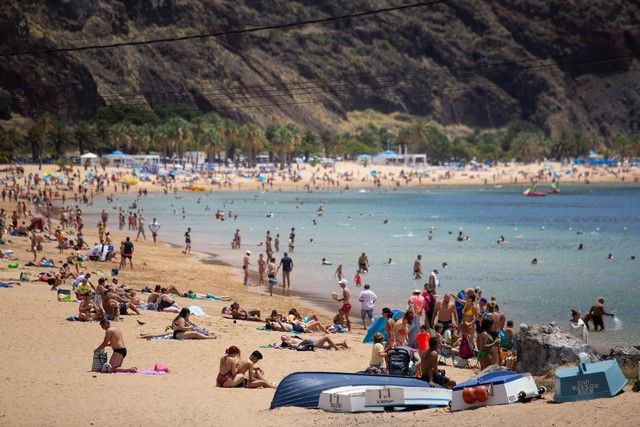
left=79, top=152, right=98, bottom=166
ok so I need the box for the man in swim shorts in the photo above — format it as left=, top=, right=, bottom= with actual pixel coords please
left=420, top=336, right=456, bottom=388
left=588, top=297, right=614, bottom=331
left=94, top=319, right=136, bottom=373
left=278, top=252, right=293, bottom=295
left=243, top=250, right=251, bottom=287
left=358, top=252, right=369, bottom=273
left=413, top=255, right=423, bottom=279
left=337, top=280, right=352, bottom=331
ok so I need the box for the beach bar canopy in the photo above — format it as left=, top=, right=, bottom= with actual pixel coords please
left=79, top=152, right=98, bottom=166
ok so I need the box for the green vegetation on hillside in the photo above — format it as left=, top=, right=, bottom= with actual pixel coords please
left=1, top=105, right=639, bottom=166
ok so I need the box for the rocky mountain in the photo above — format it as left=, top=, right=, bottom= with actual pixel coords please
left=1, top=0, right=639, bottom=136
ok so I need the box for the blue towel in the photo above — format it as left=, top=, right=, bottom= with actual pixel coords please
left=0, top=283, right=13, bottom=288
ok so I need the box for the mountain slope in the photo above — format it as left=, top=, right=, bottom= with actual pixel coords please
left=1, top=0, right=639, bottom=136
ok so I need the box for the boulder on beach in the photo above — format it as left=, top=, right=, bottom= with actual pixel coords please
left=516, top=323, right=600, bottom=375
left=606, top=346, right=640, bottom=368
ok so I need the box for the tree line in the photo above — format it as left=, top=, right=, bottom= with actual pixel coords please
left=1, top=104, right=639, bottom=166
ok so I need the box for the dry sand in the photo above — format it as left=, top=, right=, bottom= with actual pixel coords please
left=0, top=163, right=638, bottom=426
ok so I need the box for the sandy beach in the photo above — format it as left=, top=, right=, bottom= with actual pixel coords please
left=0, top=162, right=638, bottom=426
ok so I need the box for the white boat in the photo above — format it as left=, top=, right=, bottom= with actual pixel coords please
left=318, top=386, right=384, bottom=413
left=451, top=370, right=545, bottom=412
left=365, top=386, right=452, bottom=409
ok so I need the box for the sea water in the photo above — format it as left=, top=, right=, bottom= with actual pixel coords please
left=92, top=185, right=640, bottom=349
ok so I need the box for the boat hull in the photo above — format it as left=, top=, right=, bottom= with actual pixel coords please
left=451, top=371, right=542, bottom=412
left=270, top=371, right=430, bottom=409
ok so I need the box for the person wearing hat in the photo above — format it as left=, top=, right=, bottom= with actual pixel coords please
left=409, top=289, right=425, bottom=325
left=243, top=250, right=251, bottom=287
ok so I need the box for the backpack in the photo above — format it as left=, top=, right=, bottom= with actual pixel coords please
left=459, top=334, right=473, bottom=359
left=387, top=346, right=412, bottom=376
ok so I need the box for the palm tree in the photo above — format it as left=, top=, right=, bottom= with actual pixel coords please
left=30, top=113, right=55, bottom=169
left=108, top=123, right=131, bottom=152
left=130, top=124, right=152, bottom=153
left=164, top=117, right=191, bottom=161
left=553, top=129, right=590, bottom=162
left=612, top=133, right=639, bottom=159
left=50, top=120, right=73, bottom=159
left=241, top=123, right=265, bottom=167
left=271, top=123, right=301, bottom=169
left=509, top=132, right=549, bottom=162
left=74, top=121, right=98, bottom=154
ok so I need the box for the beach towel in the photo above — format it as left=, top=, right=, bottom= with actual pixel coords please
left=207, top=294, right=231, bottom=301
left=186, top=305, right=206, bottom=316
left=0, top=283, right=13, bottom=288
left=144, top=334, right=173, bottom=341
left=113, top=370, right=168, bottom=375
left=256, top=326, right=303, bottom=335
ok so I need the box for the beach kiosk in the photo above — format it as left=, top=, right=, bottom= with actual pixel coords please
left=554, top=359, right=628, bottom=403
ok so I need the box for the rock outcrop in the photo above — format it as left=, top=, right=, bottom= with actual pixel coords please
left=606, top=346, right=640, bottom=369
left=516, top=323, right=599, bottom=376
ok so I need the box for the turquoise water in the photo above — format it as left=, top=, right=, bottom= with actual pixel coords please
left=94, top=185, right=640, bottom=348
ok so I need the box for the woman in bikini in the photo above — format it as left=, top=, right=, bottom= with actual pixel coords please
left=217, top=346, right=246, bottom=388
left=172, top=308, right=216, bottom=340
left=382, top=308, right=396, bottom=351
left=393, top=310, right=412, bottom=347
left=450, top=291, right=478, bottom=350
left=476, top=318, right=499, bottom=369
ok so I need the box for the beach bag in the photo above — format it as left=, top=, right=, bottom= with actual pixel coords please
left=459, top=334, right=473, bottom=360
left=92, top=350, right=108, bottom=372
left=387, top=346, right=412, bottom=376
left=453, top=356, right=468, bottom=368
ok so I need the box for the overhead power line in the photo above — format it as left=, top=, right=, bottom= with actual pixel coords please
left=0, top=0, right=450, bottom=57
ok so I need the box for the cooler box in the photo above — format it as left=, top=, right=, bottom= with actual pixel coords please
left=554, top=359, right=628, bottom=403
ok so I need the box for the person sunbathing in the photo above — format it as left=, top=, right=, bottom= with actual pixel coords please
left=217, top=346, right=246, bottom=388
left=78, top=295, right=104, bottom=321
left=171, top=308, right=216, bottom=339
left=280, top=334, right=348, bottom=351
left=235, top=351, right=275, bottom=388
left=157, top=289, right=180, bottom=313
left=230, top=302, right=262, bottom=322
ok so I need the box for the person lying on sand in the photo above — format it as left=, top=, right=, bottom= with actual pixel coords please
left=94, top=319, right=137, bottom=373
left=280, top=334, right=348, bottom=351
left=265, top=317, right=331, bottom=334
left=230, top=302, right=262, bottom=322
left=171, top=308, right=216, bottom=339
left=157, top=288, right=180, bottom=313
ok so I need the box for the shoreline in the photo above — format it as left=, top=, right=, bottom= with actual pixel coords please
left=0, top=163, right=638, bottom=426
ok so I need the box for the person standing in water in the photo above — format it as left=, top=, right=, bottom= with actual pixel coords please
left=334, top=264, right=344, bottom=281
left=413, top=255, right=423, bottom=279
left=358, top=252, right=369, bottom=273
left=278, top=252, right=293, bottom=295
left=587, top=297, right=614, bottom=331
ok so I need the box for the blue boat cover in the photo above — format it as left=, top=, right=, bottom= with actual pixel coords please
left=362, top=309, right=404, bottom=343
left=270, top=371, right=430, bottom=409
left=453, top=370, right=524, bottom=391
